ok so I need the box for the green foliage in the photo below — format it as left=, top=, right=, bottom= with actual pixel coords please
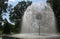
left=48, top=0, right=60, bottom=32
left=0, top=0, right=32, bottom=34
left=0, top=0, right=8, bottom=15
left=9, top=1, right=32, bottom=34
left=0, top=0, right=8, bottom=25
left=10, top=1, right=32, bottom=21
left=8, top=1, right=32, bottom=34
left=2, top=19, right=10, bottom=34
left=0, top=0, right=8, bottom=34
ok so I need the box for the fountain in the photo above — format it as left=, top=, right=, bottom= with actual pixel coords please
left=21, top=0, right=57, bottom=34
left=5, top=0, right=60, bottom=39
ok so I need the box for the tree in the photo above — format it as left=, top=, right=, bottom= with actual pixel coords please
left=0, top=0, right=8, bottom=34
left=0, top=0, right=8, bottom=15
left=9, top=1, right=32, bottom=33
left=48, top=0, right=60, bottom=32
left=2, top=19, right=10, bottom=34
left=10, top=1, right=32, bottom=21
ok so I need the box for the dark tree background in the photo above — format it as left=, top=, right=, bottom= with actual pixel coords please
left=48, top=0, right=60, bottom=33
left=0, top=0, right=8, bottom=34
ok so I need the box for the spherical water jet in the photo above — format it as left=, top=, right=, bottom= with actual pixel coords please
left=7, top=0, right=58, bottom=39
left=21, top=0, right=57, bottom=35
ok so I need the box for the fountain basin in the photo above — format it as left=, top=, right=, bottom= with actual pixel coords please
left=4, top=33, right=60, bottom=39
